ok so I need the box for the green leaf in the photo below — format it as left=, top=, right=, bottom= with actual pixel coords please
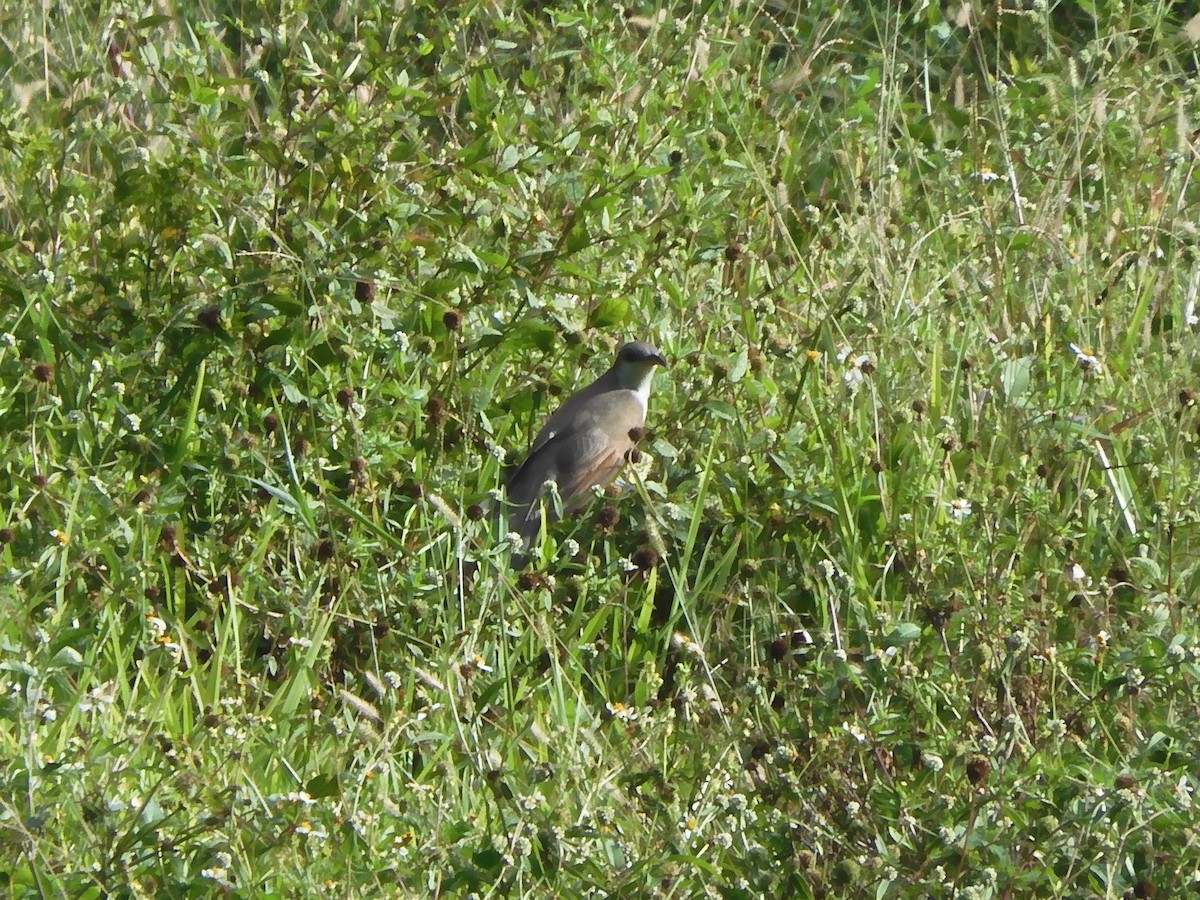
left=590, top=295, right=630, bottom=329
left=883, top=623, right=923, bottom=648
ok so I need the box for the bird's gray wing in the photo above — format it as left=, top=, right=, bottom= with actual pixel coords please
left=505, top=390, right=645, bottom=542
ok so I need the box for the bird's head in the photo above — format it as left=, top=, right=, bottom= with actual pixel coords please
left=612, top=341, right=668, bottom=391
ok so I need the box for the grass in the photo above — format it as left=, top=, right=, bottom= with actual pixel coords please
left=3, top=0, right=1200, bottom=896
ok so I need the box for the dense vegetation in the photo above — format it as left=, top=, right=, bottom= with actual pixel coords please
left=3, top=0, right=1200, bottom=895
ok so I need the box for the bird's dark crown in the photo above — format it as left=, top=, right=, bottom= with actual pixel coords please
left=617, top=341, right=667, bottom=367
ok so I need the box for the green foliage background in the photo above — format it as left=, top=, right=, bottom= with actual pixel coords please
left=3, top=0, right=1200, bottom=896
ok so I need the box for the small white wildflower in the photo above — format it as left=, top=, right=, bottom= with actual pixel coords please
left=671, top=631, right=705, bottom=659
left=606, top=701, right=637, bottom=722
left=977, top=169, right=1000, bottom=183
left=509, top=833, right=532, bottom=859
left=948, top=498, right=972, bottom=522
left=294, top=821, right=327, bottom=839
left=79, top=682, right=116, bottom=713
left=383, top=671, right=402, bottom=688
left=201, top=867, right=233, bottom=887
left=467, top=653, right=493, bottom=673
left=520, top=790, right=545, bottom=811
left=1097, top=630, right=1111, bottom=649
left=1, top=333, right=15, bottom=347
left=1176, top=775, right=1194, bottom=808
left=1069, top=344, right=1102, bottom=374
left=923, top=753, right=945, bottom=772
left=843, top=721, right=867, bottom=743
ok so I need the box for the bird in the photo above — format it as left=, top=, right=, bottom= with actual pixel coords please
left=505, top=341, right=668, bottom=564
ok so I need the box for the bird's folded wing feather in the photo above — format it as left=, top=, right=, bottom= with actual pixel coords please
left=506, top=390, right=645, bottom=530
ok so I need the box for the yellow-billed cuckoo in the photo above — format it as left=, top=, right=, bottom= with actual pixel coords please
left=506, top=341, right=668, bottom=562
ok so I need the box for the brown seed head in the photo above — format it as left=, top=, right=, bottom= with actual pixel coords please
left=197, top=305, right=223, bottom=331
left=517, top=571, right=545, bottom=592
left=336, top=387, right=355, bottom=411
left=31, top=474, right=49, bottom=489
left=33, top=362, right=54, bottom=383
left=350, top=456, right=367, bottom=475
left=966, top=755, right=991, bottom=787
left=355, top=279, right=376, bottom=303
left=263, top=412, right=279, bottom=435
left=316, top=538, right=335, bottom=562
left=424, top=396, right=447, bottom=427
left=442, top=308, right=464, bottom=332
left=0, top=527, right=14, bottom=544
left=1133, top=878, right=1156, bottom=898
left=633, top=546, right=659, bottom=571
left=595, top=505, right=620, bottom=530
left=627, top=426, right=645, bottom=443
left=725, top=242, right=743, bottom=262
left=466, top=503, right=485, bottom=521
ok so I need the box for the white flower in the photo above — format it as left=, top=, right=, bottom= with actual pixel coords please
left=1069, top=344, right=1101, bottom=374
left=923, top=753, right=945, bottom=772
left=201, top=866, right=233, bottom=887
left=79, top=682, right=116, bottom=713
left=520, top=790, right=545, bottom=811
left=843, top=721, right=868, bottom=743
left=948, top=498, right=972, bottom=522
left=977, top=169, right=1000, bottom=183
left=466, top=653, right=493, bottom=673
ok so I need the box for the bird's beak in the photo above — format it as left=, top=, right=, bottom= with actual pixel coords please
left=651, top=352, right=668, bottom=368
